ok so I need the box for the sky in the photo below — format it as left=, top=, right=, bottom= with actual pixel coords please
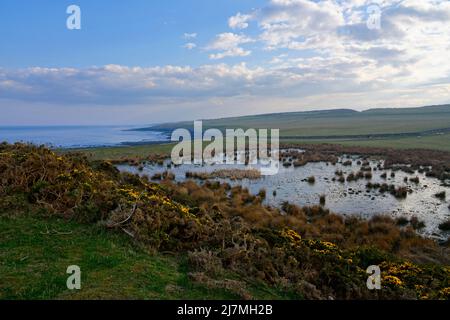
left=0, top=0, right=450, bottom=125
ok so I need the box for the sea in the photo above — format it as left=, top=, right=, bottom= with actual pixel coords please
left=0, top=125, right=169, bottom=148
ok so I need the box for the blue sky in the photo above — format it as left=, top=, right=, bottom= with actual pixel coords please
left=1, top=0, right=450, bottom=125
left=0, top=0, right=265, bottom=68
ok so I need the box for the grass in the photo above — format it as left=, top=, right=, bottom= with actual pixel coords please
left=282, top=133, right=450, bottom=152
left=64, top=143, right=175, bottom=161
left=0, top=214, right=286, bottom=300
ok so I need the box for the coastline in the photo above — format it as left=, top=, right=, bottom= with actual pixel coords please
left=0, top=125, right=171, bottom=150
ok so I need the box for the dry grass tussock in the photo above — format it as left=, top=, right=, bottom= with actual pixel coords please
left=186, top=168, right=261, bottom=180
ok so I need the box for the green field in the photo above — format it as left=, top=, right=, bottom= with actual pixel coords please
left=0, top=214, right=288, bottom=300
left=281, top=133, right=450, bottom=152
left=147, top=105, right=450, bottom=137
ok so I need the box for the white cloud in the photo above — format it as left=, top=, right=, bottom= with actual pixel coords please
left=183, top=33, right=197, bottom=39
left=183, top=42, right=197, bottom=50
left=255, top=0, right=345, bottom=49
left=0, top=64, right=266, bottom=105
left=228, top=12, right=253, bottom=29
left=224, top=0, right=450, bottom=87
left=1, top=59, right=450, bottom=125
left=206, top=33, right=254, bottom=59
left=209, top=47, right=251, bottom=60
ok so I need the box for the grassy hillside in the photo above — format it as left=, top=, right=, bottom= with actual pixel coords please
left=145, top=104, right=450, bottom=137
left=107, top=104, right=450, bottom=154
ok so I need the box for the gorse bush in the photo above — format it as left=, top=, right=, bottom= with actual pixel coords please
left=0, top=143, right=117, bottom=221
left=0, top=143, right=449, bottom=300
left=0, top=143, right=200, bottom=250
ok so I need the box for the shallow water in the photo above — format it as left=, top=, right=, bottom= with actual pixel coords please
left=118, top=155, right=450, bottom=240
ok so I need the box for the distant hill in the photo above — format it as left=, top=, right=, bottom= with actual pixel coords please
left=137, top=104, right=450, bottom=138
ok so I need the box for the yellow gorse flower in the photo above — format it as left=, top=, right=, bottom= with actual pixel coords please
left=281, top=228, right=302, bottom=246
left=439, top=287, right=450, bottom=298
left=383, top=275, right=403, bottom=287
left=321, top=241, right=337, bottom=250
left=118, top=187, right=141, bottom=200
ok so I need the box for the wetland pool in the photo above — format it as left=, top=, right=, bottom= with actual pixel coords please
left=118, top=154, right=450, bottom=241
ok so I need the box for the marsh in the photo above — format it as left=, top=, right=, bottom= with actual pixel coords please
left=118, top=152, right=450, bottom=241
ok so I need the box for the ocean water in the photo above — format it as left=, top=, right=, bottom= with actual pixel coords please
left=0, top=125, right=168, bottom=148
